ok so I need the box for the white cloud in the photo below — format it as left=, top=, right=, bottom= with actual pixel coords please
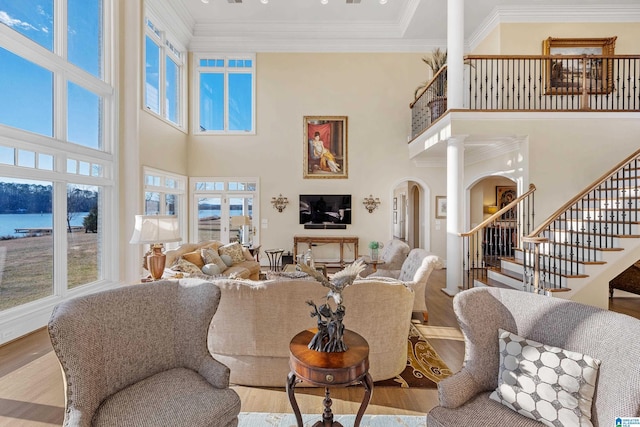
left=0, top=11, right=38, bottom=31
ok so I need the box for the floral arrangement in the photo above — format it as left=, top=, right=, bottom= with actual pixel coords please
left=368, top=241, right=384, bottom=250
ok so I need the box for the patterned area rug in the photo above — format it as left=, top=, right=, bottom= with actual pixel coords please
left=374, top=324, right=453, bottom=388
left=237, top=412, right=427, bottom=427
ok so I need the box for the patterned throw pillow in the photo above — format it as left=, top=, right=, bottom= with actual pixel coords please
left=170, top=258, right=202, bottom=275
left=219, top=242, right=245, bottom=264
left=489, top=329, right=601, bottom=427
left=181, top=250, right=204, bottom=268
left=201, top=248, right=227, bottom=272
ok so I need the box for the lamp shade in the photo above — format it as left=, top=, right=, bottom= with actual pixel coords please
left=484, top=205, right=499, bottom=215
left=129, top=215, right=182, bottom=244
left=231, top=215, right=251, bottom=227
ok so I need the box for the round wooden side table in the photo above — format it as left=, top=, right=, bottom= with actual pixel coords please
left=286, top=329, right=373, bottom=427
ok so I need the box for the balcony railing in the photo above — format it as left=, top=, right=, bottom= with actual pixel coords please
left=410, top=55, right=640, bottom=140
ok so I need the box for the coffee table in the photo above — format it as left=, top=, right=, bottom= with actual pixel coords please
left=286, top=329, right=373, bottom=427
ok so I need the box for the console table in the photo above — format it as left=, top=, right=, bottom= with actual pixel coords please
left=293, top=236, right=359, bottom=268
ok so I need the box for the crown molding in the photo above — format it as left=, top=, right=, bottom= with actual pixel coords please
left=192, top=20, right=401, bottom=40
left=189, top=36, right=444, bottom=53
left=468, top=4, right=640, bottom=52
left=399, top=0, right=421, bottom=36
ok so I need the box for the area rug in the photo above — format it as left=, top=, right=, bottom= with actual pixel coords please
left=237, top=412, right=426, bottom=427
left=374, top=324, right=453, bottom=388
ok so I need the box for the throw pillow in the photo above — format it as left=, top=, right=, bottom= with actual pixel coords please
left=201, top=248, right=227, bottom=272
left=170, top=259, right=202, bottom=275
left=201, top=263, right=221, bottom=276
left=181, top=250, right=204, bottom=269
left=242, top=247, right=255, bottom=261
left=220, top=254, right=234, bottom=267
left=219, top=242, right=245, bottom=264
left=489, top=329, right=601, bottom=427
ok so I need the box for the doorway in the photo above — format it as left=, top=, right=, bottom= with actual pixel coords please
left=393, top=180, right=427, bottom=249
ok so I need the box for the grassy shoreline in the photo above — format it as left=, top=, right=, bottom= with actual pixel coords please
left=0, top=232, right=98, bottom=311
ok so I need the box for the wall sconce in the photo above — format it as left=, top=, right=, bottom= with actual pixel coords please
left=363, top=194, right=381, bottom=213
left=484, top=205, right=499, bottom=215
left=271, top=194, right=289, bottom=212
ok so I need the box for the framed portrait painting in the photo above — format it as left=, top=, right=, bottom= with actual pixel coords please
left=543, top=37, right=616, bottom=95
left=304, top=116, right=348, bottom=179
left=496, top=186, right=517, bottom=221
left=435, top=196, right=447, bottom=219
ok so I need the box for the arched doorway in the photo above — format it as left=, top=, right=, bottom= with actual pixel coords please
left=393, top=179, right=428, bottom=250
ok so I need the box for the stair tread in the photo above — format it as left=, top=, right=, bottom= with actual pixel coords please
left=474, top=275, right=519, bottom=290
left=546, top=229, right=640, bottom=238
left=508, top=258, right=590, bottom=278
left=515, top=245, right=623, bottom=253
left=505, top=251, right=604, bottom=265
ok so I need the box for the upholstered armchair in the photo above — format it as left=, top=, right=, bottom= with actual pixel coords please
left=48, top=279, right=241, bottom=427
left=428, top=287, right=640, bottom=427
left=359, top=239, right=410, bottom=277
left=369, top=248, right=444, bottom=320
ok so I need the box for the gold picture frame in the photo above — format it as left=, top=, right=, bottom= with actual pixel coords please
left=496, top=186, right=517, bottom=221
left=543, top=37, right=617, bottom=95
left=303, top=116, right=348, bottom=179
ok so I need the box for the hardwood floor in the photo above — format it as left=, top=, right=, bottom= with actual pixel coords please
left=0, top=269, right=637, bottom=426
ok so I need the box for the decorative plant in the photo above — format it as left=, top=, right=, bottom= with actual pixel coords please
left=368, top=241, right=384, bottom=250
left=414, top=47, right=448, bottom=99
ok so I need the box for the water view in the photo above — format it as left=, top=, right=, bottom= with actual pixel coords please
left=0, top=212, right=89, bottom=238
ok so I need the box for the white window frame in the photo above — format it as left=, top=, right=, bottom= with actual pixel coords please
left=143, top=167, right=187, bottom=248
left=0, top=0, right=118, bottom=345
left=193, top=54, right=256, bottom=135
left=143, top=10, right=187, bottom=131
left=190, top=177, right=259, bottom=244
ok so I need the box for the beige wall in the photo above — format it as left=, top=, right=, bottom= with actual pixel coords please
left=453, top=117, right=640, bottom=223
left=186, top=53, right=448, bottom=258
left=139, top=113, right=189, bottom=175
left=128, top=16, right=640, bottom=298
left=498, top=23, right=639, bottom=54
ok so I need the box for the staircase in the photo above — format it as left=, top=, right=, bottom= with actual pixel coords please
left=462, top=148, right=640, bottom=307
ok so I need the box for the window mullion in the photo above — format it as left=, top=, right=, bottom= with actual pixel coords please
left=55, top=0, right=66, bottom=59
left=53, top=181, right=68, bottom=298
left=224, top=65, right=229, bottom=132
left=55, top=72, right=67, bottom=146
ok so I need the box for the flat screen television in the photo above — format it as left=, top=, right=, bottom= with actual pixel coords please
left=299, top=194, right=351, bottom=225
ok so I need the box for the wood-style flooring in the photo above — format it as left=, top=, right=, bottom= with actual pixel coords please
left=0, top=269, right=637, bottom=426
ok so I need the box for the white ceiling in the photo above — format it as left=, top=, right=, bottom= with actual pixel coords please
left=162, top=0, right=640, bottom=52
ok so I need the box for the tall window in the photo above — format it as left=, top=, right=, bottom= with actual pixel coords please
left=191, top=178, right=259, bottom=244
left=196, top=55, right=255, bottom=134
left=143, top=167, right=187, bottom=248
left=144, top=16, right=185, bottom=128
left=0, top=0, right=115, bottom=340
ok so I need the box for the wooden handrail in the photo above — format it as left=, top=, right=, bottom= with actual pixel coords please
left=526, top=147, right=640, bottom=238
left=410, top=65, right=447, bottom=109
left=460, top=183, right=536, bottom=237
left=464, top=54, right=639, bottom=60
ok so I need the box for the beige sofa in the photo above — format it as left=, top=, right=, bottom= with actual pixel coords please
left=207, top=276, right=415, bottom=387
left=165, top=240, right=261, bottom=280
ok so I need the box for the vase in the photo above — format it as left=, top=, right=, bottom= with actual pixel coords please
left=370, top=248, right=379, bottom=262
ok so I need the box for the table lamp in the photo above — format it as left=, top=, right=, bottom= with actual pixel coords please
left=231, top=215, right=252, bottom=246
left=129, top=215, right=181, bottom=280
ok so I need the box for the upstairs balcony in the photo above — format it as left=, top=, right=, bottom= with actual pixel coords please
left=410, top=54, right=640, bottom=141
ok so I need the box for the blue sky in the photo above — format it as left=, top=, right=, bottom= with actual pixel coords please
left=0, top=0, right=102, bottom=154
